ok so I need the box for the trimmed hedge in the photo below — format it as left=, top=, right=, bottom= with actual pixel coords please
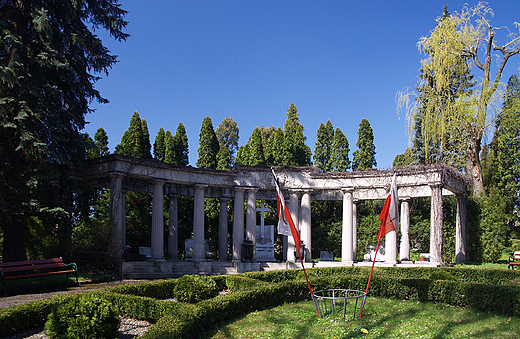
left=1, top=266, right=520, bottom=337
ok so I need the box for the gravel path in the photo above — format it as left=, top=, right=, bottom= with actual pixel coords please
left=1, top=280, right=153, bottom=338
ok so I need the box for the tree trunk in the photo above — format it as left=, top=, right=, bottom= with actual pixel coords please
left=466, top=140, right=484, bottom=197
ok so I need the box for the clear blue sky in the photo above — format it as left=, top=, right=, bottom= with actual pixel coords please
left=84, top=0, right=520, bottom=169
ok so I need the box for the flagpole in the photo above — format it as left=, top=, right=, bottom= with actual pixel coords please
left=271, top=168, right=318, bottom=317
left=359, top=225, right=383, bottom=319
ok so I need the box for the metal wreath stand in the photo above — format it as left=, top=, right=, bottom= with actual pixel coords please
left=312, top=289, right=367, bottom=322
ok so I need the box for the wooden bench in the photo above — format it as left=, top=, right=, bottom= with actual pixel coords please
left=508, top=251, right=520, bottom=269
left=0, top=257, right=78, bottom=296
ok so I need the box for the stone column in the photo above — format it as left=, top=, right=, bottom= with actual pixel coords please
left=455, top=194, right=468, bottom=264
left=352, top=199, right=358, bottom=262
left=151, top=181, right=164, bottom=260
left=168, top=195, right=178, bottom=260
left=399, top=197, right=411, bottom=261
left=430, top=184, right=444, bottom=264
left=385, top=226, right=398, bottom=264
left=287, top=190, right=300, bottom=262
left=109, top=174, right=125, bottom=259
left=219, top=198, right=230, bottom=261
left=300, top=190, right=312, bottom=262
left=193, top=184, right=207, bottom=261
left=342, top=187, right=354, bottom=263
left=232, top=188, right=245, bottom=261
left=246, top=189, right=258, bottom=261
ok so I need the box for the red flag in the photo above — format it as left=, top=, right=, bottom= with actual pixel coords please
left=377, top=172, right=398, bottom=240
left=273, top=169, right=301, bottom=256
left=360, top=172, right=398, bottom=319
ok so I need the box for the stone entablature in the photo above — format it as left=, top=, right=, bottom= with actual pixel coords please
left=81, top=155, right=470, bottom=267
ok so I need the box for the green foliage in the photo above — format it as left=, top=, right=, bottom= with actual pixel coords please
left=0, top=0, right=128, bottom=261
left=248, top=127, right=266, bottom=166
left=479, top=187, right=510, bottom=262
left=281, top=103, right=312, bottom=166
left=225, top=276, right=268, bottom=291
left=173, top=123, right=189, bottom=166
left=154, top=127, right=166, bottom=161
left=215, top=116, right=239, bottom=166
left=141, top=119, right=153, bottom=159
left=196, top=117, right=220, bottom=169
left=352, top=119, right=376, bottom=170
left=164, top=130, right=175, bottom=164
left=430, top=269, right=456, bottom=281
left=174, top=275, right=219, bottom=303
left=392, top=148, right=413, bottom=168
left=314, top=120, right=335, bottom=172
left=329, top=127, right=350, bottom=171
left=72, top=218, right=110, bottom=253
left=45, top=294, right=120, bottom=339
left=116, top=112, right=151, bottom=158
left=265, top=128, right=284, bottom=165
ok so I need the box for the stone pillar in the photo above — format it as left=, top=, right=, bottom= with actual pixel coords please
left=219, top=198, right=229, bottom=261
left=300, top=190, right=312, bottom=262
left=168, top=195, right=178, bottom=260
left=122, top=192, right=126, bottom=251
left=245, top=189, right=258, bottom=261
left=232, top=188, right=245, bottom=261
left=193, top=184, right=207, bottom=261
left=151, top=181, right=164, bottom=260
left=352, top=199, right=358, bottom=262
left=287, top=190, right=300, bottom=262
left=385, top=226, right=398, bottom=264
left=430, top=184, right=444, bottom=264
left=109, top=174, right=125, bottom=259
left=455, top=194, right=468, bottom=264
left=342, top=187, right=354, bottom=263
left=399, top=197, right=411, bottom=261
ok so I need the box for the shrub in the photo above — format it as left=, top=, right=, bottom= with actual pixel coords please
left=173, top=275, right=218, bottom=303
left=430, top=270, right=456, bottom=281
left=44, top=293, right=119, bottom=339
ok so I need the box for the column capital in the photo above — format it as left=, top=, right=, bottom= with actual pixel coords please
left=429, top=183, right=444, bottom=189
left=234, top=186, right=247, bottom=192
left=244, top=187, right=259, bottom=193
left=109, top=173, right=125, bottom=179
left=400, top=196, right=411, bottom=201
left=219, top=197, right=231, bottom=202
left=342, top=187, right=354, bottom=194
left=153, top=179, right=166, bottom=185
left=195, top=183, right=208, bottom=190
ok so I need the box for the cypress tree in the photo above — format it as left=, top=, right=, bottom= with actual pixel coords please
left=215, top=116, right=239, bottom=166
left=164, top=130, right=175, bottom=164
left=141, top=119, right=152, bottom=159
left=196, top=117, right=220, bottom=169
left=352, top=119, right=377, bottom=171
left=248, top=127, right=266, bottom=166
left=314, top=120, right=335, bottom=172
left=173, top=123, right=189, bottom=166
left=154, top=127, right=166, bottom=161
left=330, top=127, right=350, bottom=172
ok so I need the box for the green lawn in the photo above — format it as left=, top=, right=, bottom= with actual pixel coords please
left=204, top=297, right=519, bottom=339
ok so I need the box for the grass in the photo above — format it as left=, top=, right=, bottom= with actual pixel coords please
left=203, top=297, right=520, bottom=339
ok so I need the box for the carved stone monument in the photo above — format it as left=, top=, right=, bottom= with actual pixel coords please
left=256, top=203, right=275, bottom=261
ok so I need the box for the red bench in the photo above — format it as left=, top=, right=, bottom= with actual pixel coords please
left=508, top=251, right=520, bottom=270
left=0, top=257, right=78, bottom=296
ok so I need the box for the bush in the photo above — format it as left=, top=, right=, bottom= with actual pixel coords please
left=173, top=275, right=218, bottom=303
left=45, top=293, right=119, bottom=339
left=430, top=270, right=457, bottom=281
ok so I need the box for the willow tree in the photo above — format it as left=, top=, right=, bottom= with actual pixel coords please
left=402, top=3, right=520, bottom=196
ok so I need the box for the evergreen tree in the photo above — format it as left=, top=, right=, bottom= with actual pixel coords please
left=281, top=103, right=311, bottom=166
left=330, top=127, right=350, bottom=171
left=0, top=0, right=128, bottom=261
left=173, top=123, right=189, bottom=166
left=141, top=119, right=152, bottom=159
left=265, top=128, right=284, bottom=166
left=314, top=120, right=335, bottom=172
left=248, top=127, right=266, bottom=166
left=164, top=130, right=175, bottom=164
left=94, top=128, right=110, bottom=157
left=215, top=116, right=239, bottom=166
left=196, top=117, right=220, bottom=169
left=352, top=119, right=377, bottom=170
left=393, top=148, right=414, bottom=168
left=154, top=127, right=166, bottom=161
left=217, top=148, right=231, bottom=170
left=235, top=144, right=250, bottom=166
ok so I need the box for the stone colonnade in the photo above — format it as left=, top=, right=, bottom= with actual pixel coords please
left=91, top=157, right=468, bottom=266
left=107, top=178, right=468, bottom=265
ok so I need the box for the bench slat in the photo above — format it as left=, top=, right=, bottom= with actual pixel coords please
left=0, top=258, right=63, bottom=268
left=4, top=269, right=77, bottom=280
left=1, top=263, right=66, bottom=273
